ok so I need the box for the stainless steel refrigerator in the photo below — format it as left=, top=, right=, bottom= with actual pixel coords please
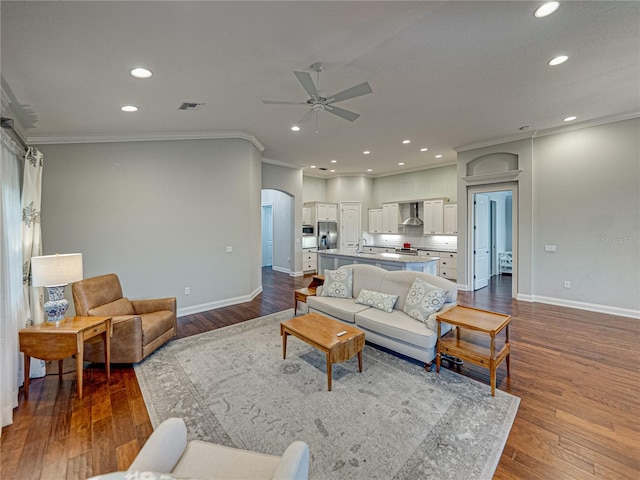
left=317, top=221, right=338, bottom=250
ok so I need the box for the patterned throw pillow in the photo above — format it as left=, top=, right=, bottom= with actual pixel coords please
left=320, top=268, right=353, bottom=298
left=355, top=289, right=399, bottom=313
left=403, top=277, right=448, bottom=323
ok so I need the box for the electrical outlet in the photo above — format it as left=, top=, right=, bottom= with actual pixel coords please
left=563, top=281, right=571, bottom=289
left=545, top=244, right=557, bottom=252
left=184, top=287, right=191, bottom=295
left=226, top=246, right=233, bottom=253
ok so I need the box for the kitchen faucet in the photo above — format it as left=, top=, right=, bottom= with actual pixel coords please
left=356, top=237, right=367, bottom=253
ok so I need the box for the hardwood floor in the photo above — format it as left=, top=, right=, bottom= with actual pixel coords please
left=2, top=269, right=638, bottom=479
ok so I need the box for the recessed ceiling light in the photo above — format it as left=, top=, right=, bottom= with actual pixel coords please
left=402, top=140, right=411, bottom=144
left=121, top=105, right=138, bottom=112
left=548, top=55, right=568, bottom=66
left=363, top=151, right=370, bottom=155
left=398, top=162, right=405, bottom=166
left=310, top=165, right=316, bottom=169
left=435, top=154, right=443, bottom=159
left=330, top=169, right=336, bottom=172
left=130, top=67, right=152, bottom=79
left=330, top=159, right=337, bottom=163
left=367, top=168, right=373, bottom=172
left=535, top=2, right=559, bottom=18
left=291, top=126, right=300, bottom=132
left=564, top=116, right=577, bottom=122
left=420, top=147, right=428, bottom=152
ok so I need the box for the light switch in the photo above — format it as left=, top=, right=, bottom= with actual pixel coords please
left=226, top=246, right=233, bottom=253
left=544, top=244, right=556, bottom=252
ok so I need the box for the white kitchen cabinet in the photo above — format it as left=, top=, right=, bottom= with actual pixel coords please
left=443, top=204, right=457, bottom=234
left=302, top=207, right=311, bottom=226
left=423, top=200, right=444, bottom=234
left=438, top=252, right=457, bottom=280
left=317, top=203, right=337, bottom=221
left=368, top=208, right=383, bottom=233
left=302, top=248, right=317, bottom=273
left=382, top=203, right=402, bottom=234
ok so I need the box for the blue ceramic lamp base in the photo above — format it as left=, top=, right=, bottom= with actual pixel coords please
left=43, top=285, right=69, bottom=325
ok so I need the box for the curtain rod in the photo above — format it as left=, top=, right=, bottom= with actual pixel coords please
left=1, top=117, right=28, bottom=150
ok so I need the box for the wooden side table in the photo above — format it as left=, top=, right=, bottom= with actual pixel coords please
left=19, top=316, right=112, bottom=399
left=293, top=274, right=324, bottom=315
left=435, top=306, right=511, bottom=396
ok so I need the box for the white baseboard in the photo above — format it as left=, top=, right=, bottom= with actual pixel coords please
left=525, top=295, right=639, bottom=319
left=177, top=285, right=263, bottom=317
left=271, top=266, right=290, bottom=274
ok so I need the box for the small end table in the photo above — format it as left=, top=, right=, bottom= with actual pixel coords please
left=436, top=306, right=511, bottom=396
left=293, top=274, right=324, bottom=315
left=19, top=316, right=112, bottom=399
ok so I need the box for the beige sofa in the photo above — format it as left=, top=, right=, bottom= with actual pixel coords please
left=307, top=264, right=457, bottom=367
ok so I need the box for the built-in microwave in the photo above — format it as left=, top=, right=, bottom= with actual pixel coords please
left=302, top=225, right=314, bottom=235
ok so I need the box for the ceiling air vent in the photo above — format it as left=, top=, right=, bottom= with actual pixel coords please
left=318, top=167, right=328, bottom=171
left=179, top=102, right=205, bottom=111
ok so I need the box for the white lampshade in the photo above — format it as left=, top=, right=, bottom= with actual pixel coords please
left=31, top=253, right=83, bottom=287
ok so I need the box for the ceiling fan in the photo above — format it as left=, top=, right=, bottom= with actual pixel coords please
left=263, top=62, right=372, bottom=126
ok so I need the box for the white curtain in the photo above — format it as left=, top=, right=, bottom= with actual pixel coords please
left=0, top=130, right=26, bottom=429
left=21, top=147, right=46, bottom=378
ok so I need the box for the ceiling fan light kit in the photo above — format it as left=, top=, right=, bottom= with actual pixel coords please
left=263, top=62, right=372, bottom=129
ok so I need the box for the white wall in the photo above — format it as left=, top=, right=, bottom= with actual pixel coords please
left=302, top=176, right=327, bottom=203
left=37, top=138, right=263, bottom=316
left=261, top=189, right=293, bottom=273
left=458, top=117, right=639, bottom=317
left=532, top=118, right=639, bottom=314
left=372, top=165, right=457, bottom=205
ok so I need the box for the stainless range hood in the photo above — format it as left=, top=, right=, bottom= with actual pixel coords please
left=401, top=202, right=423, bottom=226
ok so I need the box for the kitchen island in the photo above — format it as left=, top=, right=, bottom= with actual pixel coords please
left=317, top=249, right=438, bottom=274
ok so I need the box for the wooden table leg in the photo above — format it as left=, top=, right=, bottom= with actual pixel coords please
left=58, top=359, right=64, bottom=382
left=282, top=330, right=288, bottom=359
left=23, top=355, right=31, bottom=398
left=490, top=361, right=496, bottom=397
left=104, top=327, right=111, bottom=379
left=357, top=350, right=363, bottom=372
left=76, top=335, right=84, bottom=399
left=326, top=354, right=332, bottom=391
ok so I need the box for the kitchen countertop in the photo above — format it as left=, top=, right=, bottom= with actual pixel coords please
left=317, top=249, right=439, bottom=264
left=367, top=245, right=457, bottom=253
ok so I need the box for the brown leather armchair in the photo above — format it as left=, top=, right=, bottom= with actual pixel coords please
left=72, top=273, right=177, bottom=363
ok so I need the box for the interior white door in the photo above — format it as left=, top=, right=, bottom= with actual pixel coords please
left=340, top=202, right=361, bottom=253
left=261, top=204, right=273, bottom=267
left=473, top=194, right=490, bottom=290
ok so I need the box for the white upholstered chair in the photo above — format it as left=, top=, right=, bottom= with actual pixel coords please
left=120, top=417, right=310, bottom=480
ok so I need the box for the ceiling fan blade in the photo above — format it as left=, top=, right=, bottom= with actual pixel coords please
left=293, top=71, right=319, bottom=99
left=327, top=82, right=372, bottom=104
left=262, top=100, right=307, bottom=105
left=325, top=105, right=360, bottom=122
left=298, top=109, right=315, bottom=124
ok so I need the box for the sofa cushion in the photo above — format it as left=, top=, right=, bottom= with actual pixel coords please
left=307, top=295, right=369, bottom=324
left=320, top=269, right=353, bottom=298
left=88, top=297, right=135, bottom=316
left=355, top=308, right=438, bottom=349
left=141, top=311, right=176, bottom=346
left=403, top=278, right=448, bottom=323
left=355, top=289, right=398, bottom=313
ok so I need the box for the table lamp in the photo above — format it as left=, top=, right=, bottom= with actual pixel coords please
left=31, top=253, right=83, bottom=325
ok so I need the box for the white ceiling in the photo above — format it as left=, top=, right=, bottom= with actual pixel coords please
left=2, top=1, right=639, bottom=177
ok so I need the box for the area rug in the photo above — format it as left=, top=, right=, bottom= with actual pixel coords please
left=135, top=310, right=519, bottom=480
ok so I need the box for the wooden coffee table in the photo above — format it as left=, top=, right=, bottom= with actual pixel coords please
left=435, top=305, right=511, bottom=396
left=280, top=312, right=364, bottom=391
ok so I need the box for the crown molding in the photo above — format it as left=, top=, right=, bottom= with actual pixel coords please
left=261, top=157, right=305, bottom=170
left=28, top=131, right=265, bottom=152
left=455, top=112, right=640, bottom=153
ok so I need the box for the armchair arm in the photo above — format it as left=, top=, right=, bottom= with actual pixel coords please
left=272, top=441, right=310, bottom=480
left=128, top=418, right=187, bottom=473
left=131, top=297, right=177, bottom=315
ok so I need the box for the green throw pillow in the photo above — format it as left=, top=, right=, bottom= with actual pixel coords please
left=403, top=277, right=448, bottom=323
left=355, top=289, right=399, bottom=313
left=320, top=268, right=353, bottom=298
